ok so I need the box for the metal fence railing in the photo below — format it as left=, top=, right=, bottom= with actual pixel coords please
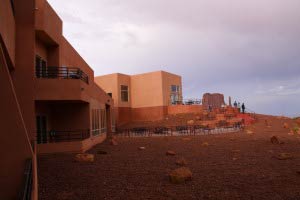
left=37, top=129, right=90, bottom=144
left=116, top=124, right=242, bottom=137
left=36, top=66, right=89, bottom=84
left=19, top=159, right=32, bottom=200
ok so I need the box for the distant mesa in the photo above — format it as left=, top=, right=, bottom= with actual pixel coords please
left=202, top=93, right=225, bottom=110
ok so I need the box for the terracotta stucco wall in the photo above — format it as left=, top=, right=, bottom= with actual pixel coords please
left=161, top=71, right=182, bottom=106
left=131, top=71, right=164, bottom=108
left=35, top=0, right=62, bottom=44
left=0, top=43, right=36, bottom=200
left=0, top=0, right=15, bottom=68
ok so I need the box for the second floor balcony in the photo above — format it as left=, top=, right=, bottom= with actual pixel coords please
left=36, top=66, right=89, bottom=84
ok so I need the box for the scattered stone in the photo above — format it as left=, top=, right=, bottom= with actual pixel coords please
left=138, top=147, right=146, bottom=150
left=169, top=167, right=192, bottom=184
left=246, top=130, right=254, bottom=135
left=275, top=153, right=293, bottom=160
left=166, top=150, right=176, bottom=156
left=202, top=142, right=209, bottom=147
left=187, top=120, right=195, bottom=125
left=270, top=136, right=280, bottom=145
left=182, top=137, right=191, bottom=141
left=75, top=154, right=94, bottom=162
left=176, top=158, right=188, bottom=166
left=97, top=150, right=108, bottom=155
left=283, top=123, right=289, bottom=129
left=195, top=116, right=201, bottom=120
left=110, top=139, right=118, bottom=146
left=232, top=157, right=238, bottom=161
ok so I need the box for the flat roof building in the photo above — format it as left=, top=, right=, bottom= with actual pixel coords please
left=1, top=0, right=114, bottom=199
left=95, top=71, right=183, bottom=126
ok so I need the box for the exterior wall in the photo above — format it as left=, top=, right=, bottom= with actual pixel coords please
left=131, top=106, right=167, bottom=121
left=168, top=105, right=203, bottom=115
left=0, top=0, right=15, bottom=68
left=131, top=71, right=164, bottom=108
left=13, top=0, right=36, bottom=140
left=35, top=0, right=62, bottom=44
left=0, top=42, right=37, bottom=200
left=37, top=134, right=106, bottom=154
left=161, top=71, right=182, bottom=106
left=96, top=71, right=183, bottom=124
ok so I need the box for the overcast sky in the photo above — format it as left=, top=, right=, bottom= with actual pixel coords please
left=47, top=0, right=300, bottom=117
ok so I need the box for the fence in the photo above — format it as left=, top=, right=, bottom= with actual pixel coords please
left=116, top=124, right=242, bottom=138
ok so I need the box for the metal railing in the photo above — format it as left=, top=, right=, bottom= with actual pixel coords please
left=116, top=124, right=243, bottom=137
left=36, top=66, right=89, bottom=84
left=170, top=98, right=202, bottom=105
left=19, top=159, right=32, bottom=200
left=37, top=129, right=90, bottom=144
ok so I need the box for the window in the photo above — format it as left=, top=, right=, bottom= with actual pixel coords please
left=107, top=93, right=112, bottom=97
left=100, top=109, right=107, bottom=133
left=92, top=109, right=101, bottom=136
left=35, top=55, right=47, bottom=78
left=170, top=85, right=181, bottom=105
left=121, top=85, right=129, bottom=102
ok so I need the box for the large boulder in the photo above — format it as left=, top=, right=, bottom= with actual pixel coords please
left=270, top=136, right=280, bottom=144
left=75, top=154, right=94, bottom=162
left=166, top=150, right=176, bottom=156
left=187, top=120, right=195, bottom=125
left=169, top=167, right=192, bottom=184
left=176, top=158, right=188, bottom=166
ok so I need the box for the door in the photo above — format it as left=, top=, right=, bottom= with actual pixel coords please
left=36, top=116, right=47, bottom=144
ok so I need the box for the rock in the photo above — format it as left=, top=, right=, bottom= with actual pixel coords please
left=270, top=136, right=280, bottom=144
left=75, top=154, right=94, bottom=162
left=187, top=120, right=195, bottom=125
left=246, top=130, right=254, bottom=135
left=138, top=147, right=146, bottom=150
left=97, top=150, right=108, bottom=155
left=169, top=167, right=192, bottom=184
left=202, top=142, right=209, bottom=147
left=202, top=93, right=225, bottom=110
left=110, top=139, right=118, bottom=146
left=283, top=123, right=289, bottom=129
left=275, top=153, right=293, bottom=160
left=232, top=157, right=238, bottom=161
left=176, top=158, right=188, bottom=166
left=182, top=137, right=191, bottom=141
left=195, top=116, right=201, bottom=120
left=166, top=150, right=176, bottom=156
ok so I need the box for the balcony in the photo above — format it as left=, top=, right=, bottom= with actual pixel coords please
left=37, top=129, right=90, bottom=144
left=36, top=66, right=89, bottom=84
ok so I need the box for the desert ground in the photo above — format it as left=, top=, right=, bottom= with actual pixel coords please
left=38, top=115, right=300, bottom=200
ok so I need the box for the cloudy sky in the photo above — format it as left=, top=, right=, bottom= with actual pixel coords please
left=47, top=0, right=300, bottom=117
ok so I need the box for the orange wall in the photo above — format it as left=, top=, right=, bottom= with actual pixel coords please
left=0, top=0, right=15, bottom=68
left=0, top=43, right=36, bottom=200
left=131, top=71, right=164, bottom=108
left=35, top=0, right=62, bottom=44
left=161, top=71, right=182, bottom=106
left=168, top=105, right=203, bottom=115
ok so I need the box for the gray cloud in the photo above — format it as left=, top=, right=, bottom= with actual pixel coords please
left=48, top=0, right=300, bottom=116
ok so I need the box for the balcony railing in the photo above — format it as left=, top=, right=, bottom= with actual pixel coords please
left=19, top=159, right=32, bottom=200
left=37, top=129, right=90, bottom=144
left=36, top=66, right=89, bottom=84
left=170, top=98, right=202, bottom=105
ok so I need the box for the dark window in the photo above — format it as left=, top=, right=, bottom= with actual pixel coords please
left=107, top=93, right=112, bottom=97
left=121, top=85, right=129, bottom=102
left=35, top=56, right=47, bottom=78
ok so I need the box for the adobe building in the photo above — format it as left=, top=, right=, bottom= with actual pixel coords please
left=95, top=71, right=186, bottom=126
left=1, top=0, right=114, bottom=199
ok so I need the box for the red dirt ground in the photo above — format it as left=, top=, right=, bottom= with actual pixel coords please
left=38, top=115, right=300, bottom=200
